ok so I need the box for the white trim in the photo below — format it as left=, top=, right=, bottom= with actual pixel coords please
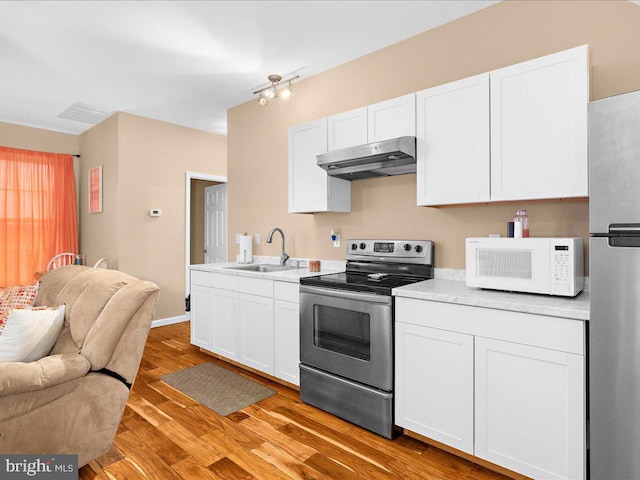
left=185, top=171, right=227, bottom=298
left=151, top=315, right=188, bottom=328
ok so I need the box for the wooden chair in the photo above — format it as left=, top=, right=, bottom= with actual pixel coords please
left=93, top=258, right=108, bottom=269
left=47, top=253, right=78, bottom=271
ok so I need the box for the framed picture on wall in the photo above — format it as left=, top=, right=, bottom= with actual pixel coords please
left=88, top=166, right=102, bottom=213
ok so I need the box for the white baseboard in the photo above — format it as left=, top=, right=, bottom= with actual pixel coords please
left=151, top=315, right=188, bottom=328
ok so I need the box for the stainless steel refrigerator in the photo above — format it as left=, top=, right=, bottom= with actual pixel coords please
left=589, top=89, right=640, bottom=480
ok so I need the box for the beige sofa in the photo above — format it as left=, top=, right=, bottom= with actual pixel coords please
left=0, top=266, right=160, bottom=467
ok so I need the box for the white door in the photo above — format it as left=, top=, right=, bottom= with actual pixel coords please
left=204, top=184, right=227, bottom=263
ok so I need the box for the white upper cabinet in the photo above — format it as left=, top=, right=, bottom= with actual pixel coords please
left=416, top=74, right=490, bottom=206
left=288, top=118, right=351, bottom=213
left=328, top=107, right=368, bottom=150
left=327, top=94, right=416, bottom=152
left=368, top=93, right=416, bottom=142
left=490, top=45, right=589, bottom=201
left=415, top=45, right=588, bottom=206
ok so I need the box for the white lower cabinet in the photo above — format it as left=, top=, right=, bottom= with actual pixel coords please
left=395, top=322, right=474, bottom=454
left=395, top=297, right=585, bottom=480
left=274, top=299, right=300, bottom=385
left=274, top=281, right=301, bottom=386
left=190, top=270, right=301, bottom=384
left=211, top=288, right=240, bottom=360
left=475, top=337, right=585, bottom=480
left=190, top=284, right=214, bottom=349
left=239, top=293, right=274, bottom=375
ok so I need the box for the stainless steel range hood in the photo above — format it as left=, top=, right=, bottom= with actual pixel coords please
left=316, top=136, right=416, bottom=181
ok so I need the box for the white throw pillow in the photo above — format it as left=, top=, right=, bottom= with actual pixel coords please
left=0, top=305, right=66, bottom=363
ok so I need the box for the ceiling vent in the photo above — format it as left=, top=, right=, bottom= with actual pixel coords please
left=57, top=102, right=115, bottom=125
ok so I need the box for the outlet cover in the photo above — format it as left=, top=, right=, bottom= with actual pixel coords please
left=255, top=233, right=260, bottom=245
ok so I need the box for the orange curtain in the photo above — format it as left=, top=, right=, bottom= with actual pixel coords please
left=0, top=146, right=78, bottom=287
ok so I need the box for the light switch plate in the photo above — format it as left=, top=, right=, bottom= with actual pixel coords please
left=255, top=233, right=260, bottom=245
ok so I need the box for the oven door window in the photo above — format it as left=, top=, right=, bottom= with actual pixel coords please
left=313, top=305, right=370, bottom=361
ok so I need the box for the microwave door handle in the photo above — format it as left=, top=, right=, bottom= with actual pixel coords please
left=299, top=285, right=392, bottom=305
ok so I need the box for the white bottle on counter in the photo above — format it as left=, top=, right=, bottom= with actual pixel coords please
left=512, top=210, right=530, bottom=238
left=514, top=218, right=523, bottom=238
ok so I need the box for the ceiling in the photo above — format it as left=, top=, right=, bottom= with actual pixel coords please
left=0, top=1, right=500, bottom=136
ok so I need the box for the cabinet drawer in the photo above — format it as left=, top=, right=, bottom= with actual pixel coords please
left=274, top=281, right=299, bottom=303
left=396, top=297, right=584, bottom=355
left=212, top=273, right=273, bottom=297
left=191, top=270, right=213, bottom=287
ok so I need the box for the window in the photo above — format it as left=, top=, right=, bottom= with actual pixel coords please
left=0, top=146, right=78, bottom=286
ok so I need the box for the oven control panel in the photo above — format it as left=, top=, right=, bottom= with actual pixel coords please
left=347, top=239, right=433, bottom=265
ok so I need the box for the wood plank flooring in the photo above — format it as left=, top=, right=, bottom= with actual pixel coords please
left=79, top=322, right=510, bottom=480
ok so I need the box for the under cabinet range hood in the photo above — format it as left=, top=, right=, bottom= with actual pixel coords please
left=317, top=136, right=416, bottom=181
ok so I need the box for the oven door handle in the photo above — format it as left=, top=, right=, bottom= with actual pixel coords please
left=299, top=285, right=392, bottom=305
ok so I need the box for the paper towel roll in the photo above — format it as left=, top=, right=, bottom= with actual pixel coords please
left=237, top=235, right=252, bottom=264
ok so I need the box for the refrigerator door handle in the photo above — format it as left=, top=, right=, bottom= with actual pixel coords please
left=609, top=223, right=640, bottom=235
left=592, top=224, right=640, bottom=247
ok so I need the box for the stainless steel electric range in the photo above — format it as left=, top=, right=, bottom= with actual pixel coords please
left=299, top=239, right=434, bottom=438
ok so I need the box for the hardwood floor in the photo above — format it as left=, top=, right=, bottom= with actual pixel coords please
left=79, top=322, right=509, bottom=480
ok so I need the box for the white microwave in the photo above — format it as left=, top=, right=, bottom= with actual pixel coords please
left=465, top=237, right=584, bottom=297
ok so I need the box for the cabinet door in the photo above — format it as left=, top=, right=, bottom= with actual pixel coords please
left=211, top=288, right=240, bottom=360
left=328, top=107, right=367, bottom=150
left=190, top=284, right=214, bottom=349
left=490, top=45, right=588, bottom=201
left=239, top=293, right=274, bottom=375
left=395, top=322, right=474, bottom=454
left=416, top=74, right=490, bottom=206
left=475, top=337, right=585, bottom=480
left=367, top=93, right=416, bottom=142
left=274, top=299, right=300, bottom=385
left=288, top=118, right=350, bottom=213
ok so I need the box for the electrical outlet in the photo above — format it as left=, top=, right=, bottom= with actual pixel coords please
left=235, top=233, right=242, bottom=244
left=254, top=233, right=260, bottom=245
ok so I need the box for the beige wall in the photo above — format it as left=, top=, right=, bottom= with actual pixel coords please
left=78, top=112, right=226, bottom=320
left=227, top=0, right=640, bottom=273
left=0, top=121, right=79, bottom=154
left=2, top=113, right=226, bottom=320
left=79, top=114, right=120, bottom=269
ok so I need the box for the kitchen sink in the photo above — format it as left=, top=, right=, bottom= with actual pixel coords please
left=223, top=264, right=297, bottom=273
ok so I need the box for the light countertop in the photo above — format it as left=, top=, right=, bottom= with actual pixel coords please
left=192, top=261, right=589, bottom=320
left=393, top=278, right=589, bottom=321
left=189, top=256, right=345, bottom=283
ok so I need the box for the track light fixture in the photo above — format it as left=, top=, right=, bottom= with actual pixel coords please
left=253, top=74, right=299, bottom=106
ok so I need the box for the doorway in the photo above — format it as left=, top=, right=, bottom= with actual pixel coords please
left=185, top=171, right=227, bottom=298
left=204, top=184, right=227, bottom=263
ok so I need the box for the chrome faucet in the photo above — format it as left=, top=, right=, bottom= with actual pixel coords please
left=266, top=227, right=289, bottom=266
